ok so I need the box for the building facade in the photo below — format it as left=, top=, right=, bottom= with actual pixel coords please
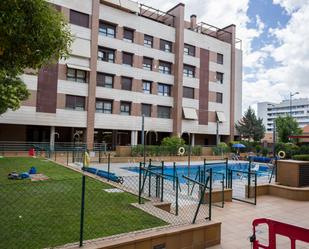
left=258, top=98, right=309, bottom=132
left=0, top=0, right=242, bottom=149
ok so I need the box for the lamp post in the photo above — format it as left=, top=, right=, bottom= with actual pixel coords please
left=290, top=92, right=299, bottom=116
left=141, top=115, right=145, bottom=166
left=269, top=104, right=276, bottom=158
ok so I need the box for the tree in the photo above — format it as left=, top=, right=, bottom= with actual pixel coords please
left=0, top=0, right=72, bottom=114
left=235, top=106, right=265, bottom=141
left=275, top=116, right=302, bottom=143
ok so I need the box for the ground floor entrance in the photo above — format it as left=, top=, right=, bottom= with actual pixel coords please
left=0, top=124, right=233, bottom=150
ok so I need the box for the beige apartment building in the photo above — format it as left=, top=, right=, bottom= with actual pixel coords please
left=0, top=0, right=242, bottom=150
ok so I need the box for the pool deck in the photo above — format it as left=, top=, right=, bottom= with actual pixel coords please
left=209, top=195, right=309, bottom=249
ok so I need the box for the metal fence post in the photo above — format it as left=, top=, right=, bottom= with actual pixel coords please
left=248, top=160, right=252, bottom=199
left=66, top=150, right=69, bottom=165
left=148, top=171, right=151, bottom=197
left=138, top=162, right=142, bottom=204
left=107, top=153, right=111, bottom=182
left=254, top=172, right=257, bottom=205
left=209, top=168, right=212, bottom=220
left=225, top=158, right=228, bottom=188
left=79, top=175, right=86, bottom=247
left=99, top=149, right=102, bottom=163
left=173, top=162, right=176, bottom=190
left=275, top=157, right=278, bottom=182
left=222, top=174, right=225, bottom=208
left=175, top=177, right=179, bottom=216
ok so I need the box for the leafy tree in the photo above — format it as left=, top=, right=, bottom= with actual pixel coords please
left=235, top=106, right=265, bottom=141
left=275, top=116, right=302, bottom=143
left=0, top=0, right=72, bottom=114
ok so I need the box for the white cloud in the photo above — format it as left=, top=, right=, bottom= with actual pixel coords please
left=273, top=0, right=308, bottom=14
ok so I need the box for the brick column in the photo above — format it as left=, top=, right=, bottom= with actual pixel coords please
left=167, top=4, right=185, bottom=137
left=86, top=0, right=100, bottom=150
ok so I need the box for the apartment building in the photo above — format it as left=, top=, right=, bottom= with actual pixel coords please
left=0, top=0, right=242, bottom=149
left=258, top=98, right=309, bottom=132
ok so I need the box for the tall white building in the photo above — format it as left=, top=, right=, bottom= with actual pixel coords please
left=258, top=98, right=309, bottom=132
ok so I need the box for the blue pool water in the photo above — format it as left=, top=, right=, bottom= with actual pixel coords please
left=124, top=163, right=270, bottom=184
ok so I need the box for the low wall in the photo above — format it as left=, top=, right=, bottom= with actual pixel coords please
left=153, top=202, right=171, bottom=213
left=66, top=222, right=221, bottom=249
left=246, top=184, right=309, bottom=201
left=204, top=188, right=232, bottom=203
left=277, top=160, right=309, bottom=187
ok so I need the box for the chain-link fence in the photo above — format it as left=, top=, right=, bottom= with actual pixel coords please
left=0, top=174, right=169, bottom=249
left=228, top=169, right=257, bottom=205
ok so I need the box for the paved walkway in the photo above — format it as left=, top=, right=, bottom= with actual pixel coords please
left=209, top=196, right=309, bottom=249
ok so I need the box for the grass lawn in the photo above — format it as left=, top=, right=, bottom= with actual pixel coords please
left=0, top=157, right=166, bottom=249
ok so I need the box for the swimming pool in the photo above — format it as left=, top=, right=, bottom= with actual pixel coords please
left=123, top=162, right=270, bottom=184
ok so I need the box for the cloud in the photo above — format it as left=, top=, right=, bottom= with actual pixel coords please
left=273, top=0, right=308, bottom=14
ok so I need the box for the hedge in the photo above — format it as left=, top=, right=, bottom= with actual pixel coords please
left=131, top=145, right=202, bottom=157
left=291, top=154, right=309, bottom=161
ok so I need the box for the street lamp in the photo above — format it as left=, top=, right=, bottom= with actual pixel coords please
left=268, top=104, right=276, bottom=157
left=290, top=92, right=299, bottom=116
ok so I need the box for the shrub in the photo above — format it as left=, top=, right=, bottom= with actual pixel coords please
left=212, top=142, right=229, bottom=155
left=275, top=142, right=299, bottom=159
left=255, top=145, right=262, bottom=155
left=161, top=136, right=185, bottom=147
left=261, top=147, right=269, bottom=157
left=130, top=144, right=202, bottom=157
left=298, top=145, right=309, bottom=155
left=292, top=154, right=309, bottom=161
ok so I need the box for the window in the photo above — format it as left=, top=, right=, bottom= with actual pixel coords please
left=184, top=44, right=195, bottom=56
left=217, top=53, right=224, bottom=64
left=120, top=102, right=131, bottom=115
left=216, top=92, right=223, bottom=103
left=65, top=95, right=85, bottom=110
left=69, top=10, right=89, bottom=28
left=97, top=72, right=113, bottom=88
left=98, top=47, right=115, bottom=63
left=121, top=77, right=132, bottom=91
left=183, top=87, right=194, bottom=99
left=143, top=81, right=152, bottom=94
left=160, top=39, right=172, bottom=52
left=143, top=57, right=153, bottom=71
left=67, top=68, right=87, bottom=83
left=123, top=28, right=134, bottom=42
left=159, top=61, right=171, bottom=74
left=144, top=35, right=153, bottom=48
left=216, top=72, right=224, bottom=84
left=99, top=21, right=116, bottom=38
left=122, top=52, right=133, bottom=66
left=157, top=83, right=171, bottom=96
left=141, top=104, right=151, bottom=117
left=96, top=99, right=113, bottom=114
left=157, top=106, right=171, bottom=119
left=183, top=64, right=195, bottom=78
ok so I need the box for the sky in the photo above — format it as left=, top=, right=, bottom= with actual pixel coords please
left=139, top=0, right=309, bottom=113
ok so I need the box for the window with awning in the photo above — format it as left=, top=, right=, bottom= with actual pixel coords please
left=183, top=107, right=198, bottom=120
left=216, top=111, right=226, bottom=122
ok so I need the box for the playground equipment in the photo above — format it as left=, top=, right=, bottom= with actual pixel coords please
left=250, top=218, right=309, bottom=249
